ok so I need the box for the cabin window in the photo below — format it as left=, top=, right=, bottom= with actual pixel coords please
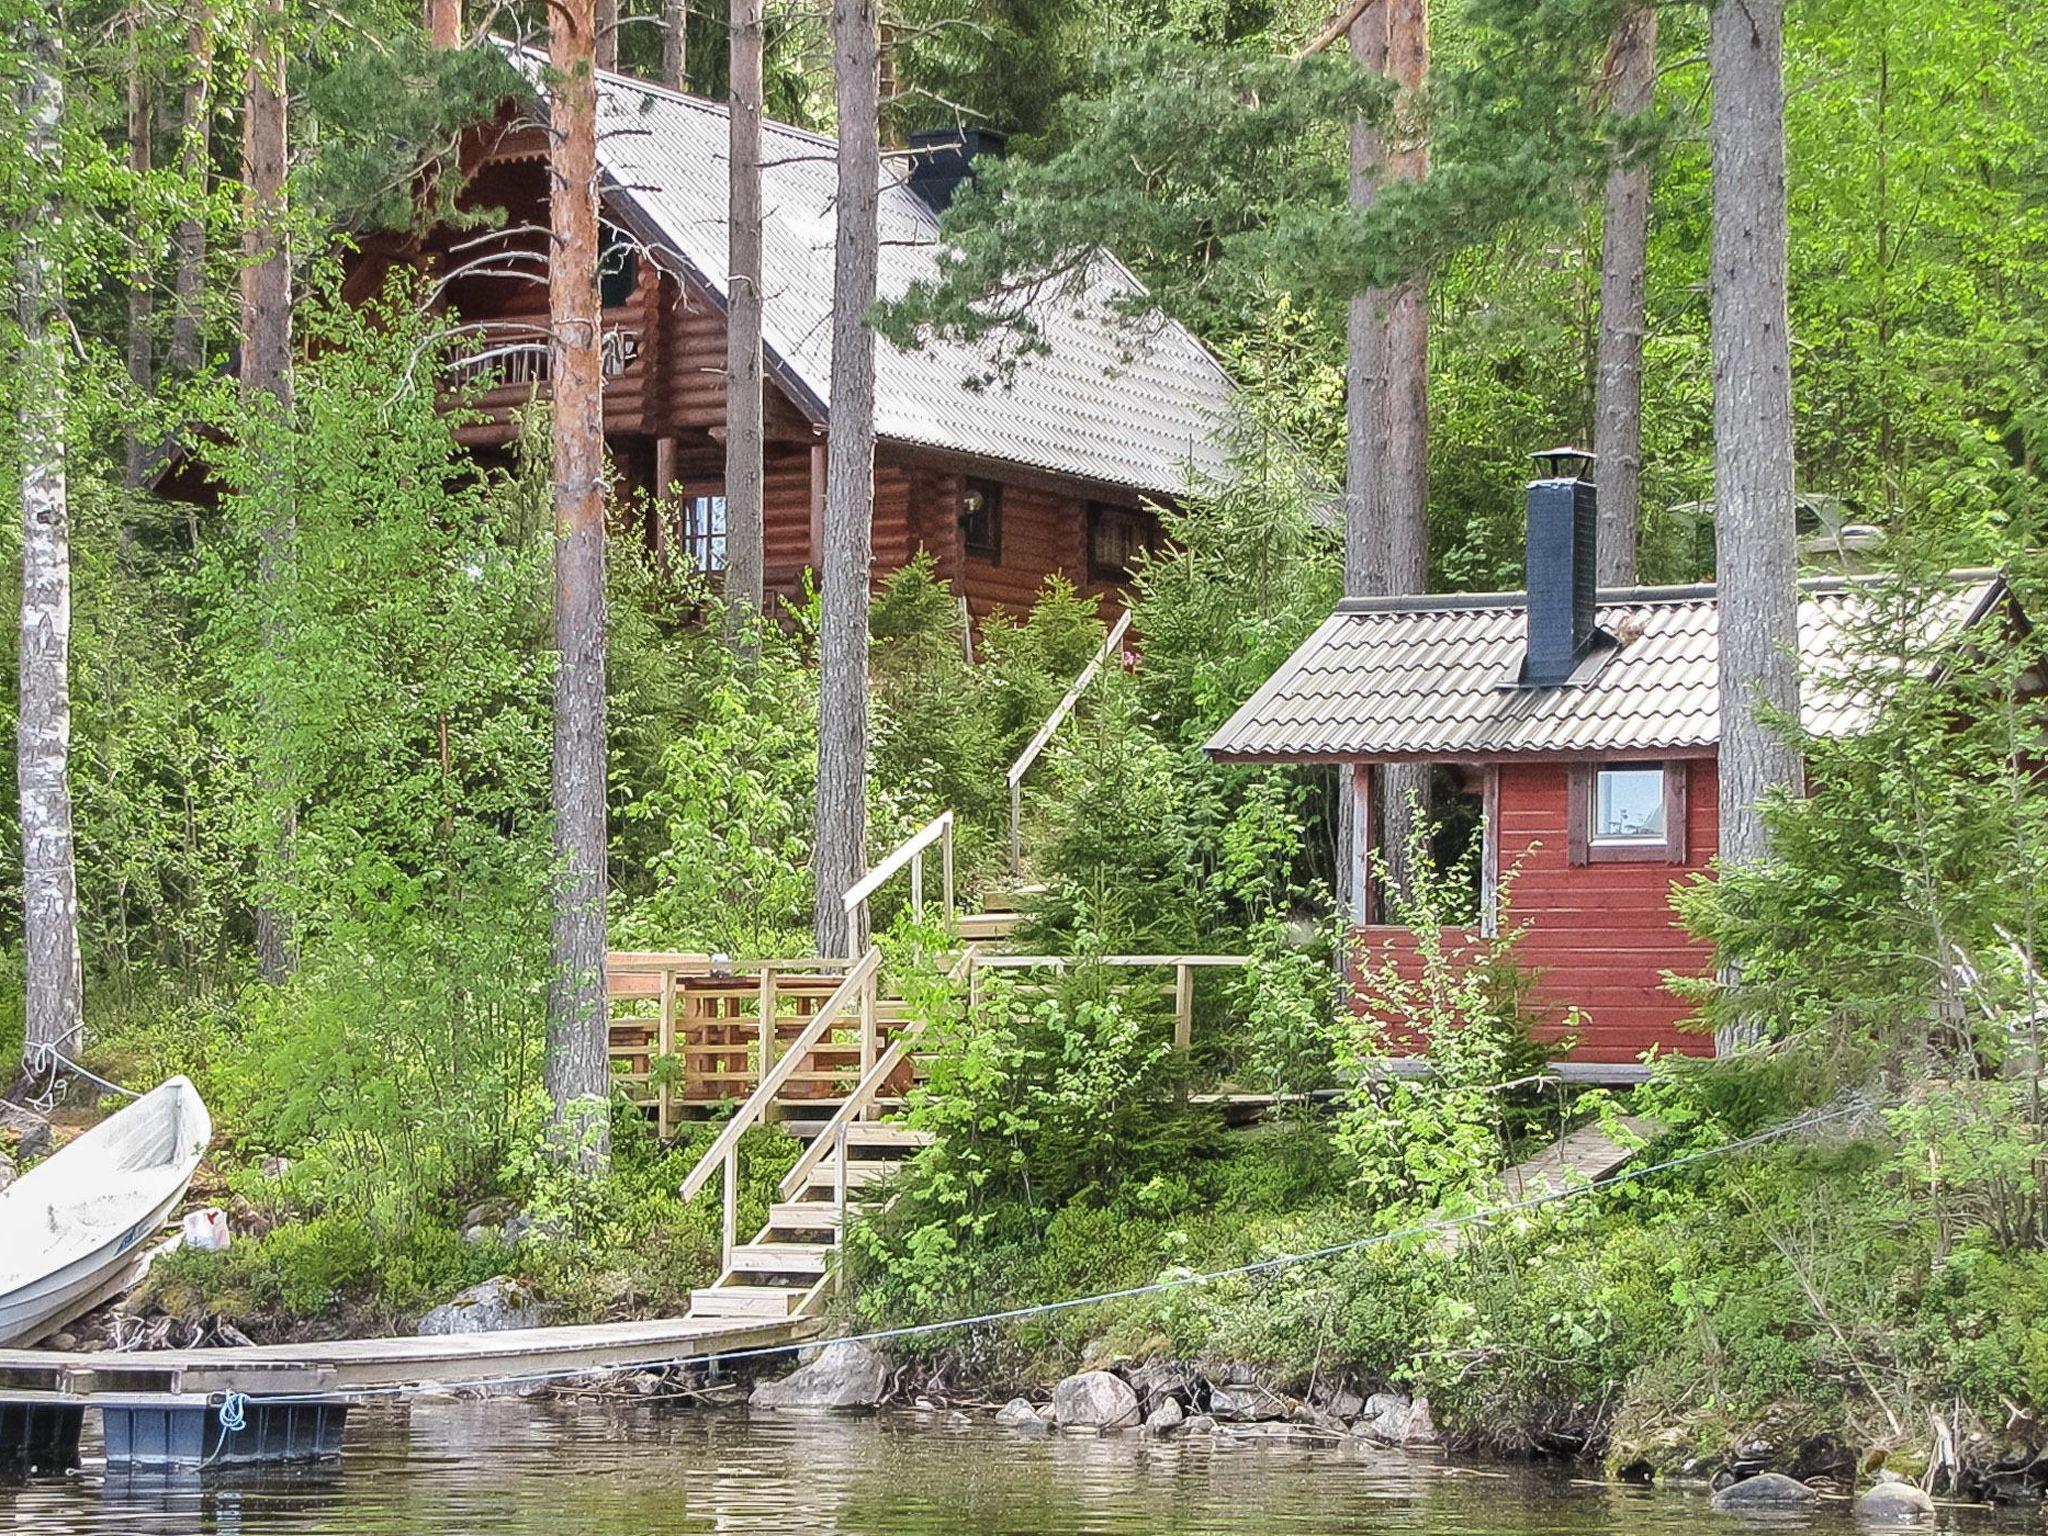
left=1088, top=502, right=1147, bottom=580
left=676, top=493, right=727, bottom=573
left=599, top=223, right=639, bottom=308
left=960, top=478, right=1003, bottom=563
left=1569, top=761, right=1688, bottom=864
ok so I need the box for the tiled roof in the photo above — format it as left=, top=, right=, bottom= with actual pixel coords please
left=527, top=56, right=1237, bottom=497
left=1205, top=574, right=2006, bottom=762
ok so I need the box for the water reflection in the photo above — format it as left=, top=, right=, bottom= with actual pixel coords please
left=0, top=1403, right=2024, bottom=1535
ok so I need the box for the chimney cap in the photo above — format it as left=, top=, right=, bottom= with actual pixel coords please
left=1530, top=445, right=1595, bottom=481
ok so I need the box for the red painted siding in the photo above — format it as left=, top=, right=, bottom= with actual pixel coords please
left=1356, top=756, right=1719, bottom=1071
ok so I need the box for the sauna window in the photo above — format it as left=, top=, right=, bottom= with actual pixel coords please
left=960, top=479, right=1003, bottom=563
left=1088, top=503, right=1147, bottom=580
left=599, top=222, right=639, bottom=308
left=1570, top=762, right=1687, bottom=864
left=678, top=494, right=727, bottom=573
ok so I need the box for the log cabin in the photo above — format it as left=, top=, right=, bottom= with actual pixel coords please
left=342, top=55, right=1240, bottom=619
left=1204, top=450, right=2008, bottom=1081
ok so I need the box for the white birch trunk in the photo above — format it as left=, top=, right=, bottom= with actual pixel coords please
left=811, top=0, right=880, bottom=960
left=17, top=23, right=85, bottom=1069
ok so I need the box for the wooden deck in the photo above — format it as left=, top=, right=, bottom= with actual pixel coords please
left=0, top=1312, right=819, bottom=1398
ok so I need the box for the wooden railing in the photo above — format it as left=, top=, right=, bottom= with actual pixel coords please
left=968, top=952, right=1249, bottom=1052
left=444, top=321, right=644, bottom=393
left=608, top=952, right=882, bottom=1138
left=840, top=811, right=955, bottom=957
left=1005, top=609, right=1132, bottom=874
left=675, top=945, right=885, bottom=1271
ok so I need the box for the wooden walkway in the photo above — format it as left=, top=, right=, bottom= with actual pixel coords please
left=0, top=1312, right=818, bottom=1398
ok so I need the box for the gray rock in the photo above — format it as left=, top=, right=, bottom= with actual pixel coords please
left=1209, top=1383, right=1289, bottom=1422
left=0, top=1150, right=18, bottom=1194
left=1182, top=1414, right=1217, bottom=1436
left=1129, top=1358, right=1194, bottom=1407
left=418, top=1276, right=540, bottom=1336
left=1052, top=1371, right=1141, bottom=1431
left=1314, top=1384, right=1365, bottom=1420
left=749, top=1341, right=889, bottom=1410
left=1035, top=1402, right=1057, bottom=1424
left=1856, top=1481, right=1935, bottom=1520
left=1401, top=1396, right=1438, bottom=1446
left=995, top=1397, right=1048, bottom=1435
left=1356, top=1392, right=1415, bottom=1445
left=1146, top=1397, right=1185, bottom=1435
left=1710, top=1473, right=1822, bottom=1510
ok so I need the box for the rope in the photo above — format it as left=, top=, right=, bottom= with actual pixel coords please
left=23, top=1042, right=143, bottom=1113
left=233, top=1101, right=1870, bottom=1408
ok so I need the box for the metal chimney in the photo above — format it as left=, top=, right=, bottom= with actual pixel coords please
left=1521, top=447, right=1599, bottom=687
left=906, top=128, right=1008, bottom=213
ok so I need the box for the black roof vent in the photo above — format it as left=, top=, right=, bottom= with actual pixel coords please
left=906, top=127, right=1007, bottom=213
left=1520, top=447, right=1603, bottom=688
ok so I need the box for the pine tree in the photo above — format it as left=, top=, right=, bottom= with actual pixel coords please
left=167, top=1, right=213, bottom=377
left=663, top=0, right=687, bottom=89
left=124, top=10, right=156, bottom=489
left=812, top=0, right=880, bottom=959
left=1593, top=0, right=1655, bottom=587
left=545, top=0, right=613, bottom=1162
left=722, top=0, right=766, bottom=632
left=15, top=3, right=85, bottom=1075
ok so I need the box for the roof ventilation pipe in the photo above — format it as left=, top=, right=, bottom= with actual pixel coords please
left=905, top=127, right=1008, bottom=213
left=1520, top=446, right=1600, bottom=687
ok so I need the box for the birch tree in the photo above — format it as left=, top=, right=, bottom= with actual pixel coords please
left=722, top=0, right=766, bottom=632
left=545, top=0, right=613, bottom=1162
left=242, top=0, right=297, bottom=982
left=812, top=0, right=880, bottom=959
left=15, top=7, right=86, bottom=1073
left=1593, top=0, right=1655, bottom=588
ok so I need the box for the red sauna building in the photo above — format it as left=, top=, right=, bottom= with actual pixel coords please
left=343, top=59, right=1240, bottom=617
left=1206, top=454, right=2005, bottom=1080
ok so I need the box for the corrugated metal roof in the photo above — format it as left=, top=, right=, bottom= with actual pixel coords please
left=1205, top=574, right=2006, bottom=762
left=522, top=54, right=1237, bottom=496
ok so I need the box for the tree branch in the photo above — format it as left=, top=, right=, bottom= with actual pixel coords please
left=1294, top=0, right=1384, bottom=61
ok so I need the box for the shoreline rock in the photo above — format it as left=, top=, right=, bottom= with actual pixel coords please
left=1052, top=1371, right=1141, bottom=1431
left=750, top=1341, right=889, bottom=1411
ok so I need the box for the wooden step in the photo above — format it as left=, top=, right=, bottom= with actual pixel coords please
left=767, top=1201, right=845, bottom=1231
left=726, top=1243, right=832, bottom=1277
left=798, top=1158, right=894, bottom=1193
left=955, top=912, right=1023, bottom=941
left=688, top=1284, right=809, bottom=1319
left=840, top=1124, right=934, bottom=1150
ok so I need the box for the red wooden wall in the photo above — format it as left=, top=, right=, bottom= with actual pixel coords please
left=1355, top=755, right=1720, bottom=1075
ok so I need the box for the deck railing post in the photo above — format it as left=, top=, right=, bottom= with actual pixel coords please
left=941, top=817, right=956, bottom=935
left=1174, top=962, right=1193, bottom=1054
left=857, top=969, right=877, bottom=1118
left=911, top=848, right=924, bottom=923
left=1009, top=780, right=1023, bottom=877
left=757, top=968, right=777, bottom=1103
left=721, top=1145, right=737, bottom=1270
left=657, top=966, right=677, bottom=1141
left=834, top=1122, right=849, bottom=1234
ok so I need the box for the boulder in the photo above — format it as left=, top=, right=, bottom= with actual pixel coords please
left=1209, top=1383, right=1289, bottom=1422
left=1356, top=1392, right=1415, bottom=1445
left=1128, top=1358, right=1195, bottom=1407
left=1313, top=1384, right=1365, bottom=1421
left=1052, top=1371, right=1141, bottom=1431
left=1710, top=1473, right=1822, bottom=1510
left=1182, top=1414, right=1217, bottom=1436
left=996, top=1398, right=1049, bottom=1436
left=749, top=1340, right=889, bottom=1410
left=1856, top=1481, right=1935, bottom=1521
left=418, top=1276, right=540, bottom=1336
left=0, top=1150, right=17, bottom=1195
left=1401, top=1396, right=1438, bottom=1446
left=1146, top=1397, right=1185, bottom=1435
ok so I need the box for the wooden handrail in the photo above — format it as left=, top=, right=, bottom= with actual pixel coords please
left=842, top=811, right=954, bottom=917
left=1005, top=608, right=1132, bottom=873
left=677, top=944, right=884, bottom=1203
left=972, top=953, right=1250, bottom=968
left=776, top=946, right=978, bottom=1204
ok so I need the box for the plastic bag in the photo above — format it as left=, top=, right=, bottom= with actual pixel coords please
left=180, top=1207, right=231, bottom=1252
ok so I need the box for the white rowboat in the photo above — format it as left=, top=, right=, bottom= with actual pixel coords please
left=0, top=1076, right=211, bottom=1346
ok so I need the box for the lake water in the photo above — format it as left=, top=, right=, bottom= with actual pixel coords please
left=0, top=1403, right=2030, bottom=1534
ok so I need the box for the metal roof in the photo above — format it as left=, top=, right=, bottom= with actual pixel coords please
left=537, top=58, right=1238, bottom=497
left=1205, top=574, right=2007, bottom=763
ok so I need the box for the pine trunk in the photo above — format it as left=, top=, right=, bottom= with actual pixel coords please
left=1342, top=0, right=1429, bottom=919
left=168, top=4, right=212, bottom=378
left=17, top=22, right=85, bottom=1073
left=721, top=0, right=766, bottom=632
left=662, top=0, right=687, bottom=89
left=1593, top=0, right=1656, bottom=587
left=1710, top=0, right=1801, bottom=1052
left=545, top=0, right=613, bottom=1163
left=125, top=15, right=156, bottom=489
left=594, top=0, right=617, bottom=72
left=242, top=0, right=297, bottom=984
left=426, top=0, right=461, bottom=50
left=811, top=0, right=880, bottom=960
